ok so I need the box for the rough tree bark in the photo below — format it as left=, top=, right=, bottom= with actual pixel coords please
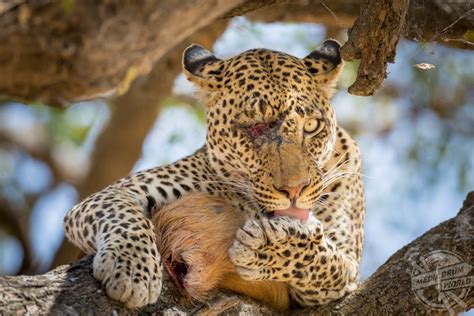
left=0, top=0, right=268, bottom=106
left=1, top=192, right=472, bottom=315
left=247, top=0, right=473, bottom=95
left=0, top=0, right=472, bottom=104
left=341, top=0, right=410, bottom=96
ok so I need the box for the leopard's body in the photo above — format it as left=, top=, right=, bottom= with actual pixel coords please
left=64, top=39, right=365, bottom=309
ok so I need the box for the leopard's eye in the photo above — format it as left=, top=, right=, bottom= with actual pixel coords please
left=303, top=118, right=322, bottom=135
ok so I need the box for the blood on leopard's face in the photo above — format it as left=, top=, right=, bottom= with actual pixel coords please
left=247, top=123, right=268, bottom=139
left=205, top=91, right=334, bottom=219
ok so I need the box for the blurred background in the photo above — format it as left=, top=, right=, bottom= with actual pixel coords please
left=0, top=17, right=473, bottom=280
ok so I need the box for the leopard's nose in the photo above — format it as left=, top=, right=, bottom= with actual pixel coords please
left=275, top=181, right=310, bottom=200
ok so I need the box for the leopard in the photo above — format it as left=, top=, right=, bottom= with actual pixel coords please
left=63, top=39, right=365, bottom=309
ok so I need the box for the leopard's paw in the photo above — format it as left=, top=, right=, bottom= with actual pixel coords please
left=93, top=236, right=162, bottom=308
left=229, top=215, right=324, bottom=282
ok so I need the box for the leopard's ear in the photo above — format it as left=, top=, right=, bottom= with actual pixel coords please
left=183, top=44, right=224, bottom=90
left=303, top=39, right=344, bottom=92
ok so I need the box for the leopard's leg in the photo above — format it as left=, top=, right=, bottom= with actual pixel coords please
left=63, top=150, right=214, bottom=308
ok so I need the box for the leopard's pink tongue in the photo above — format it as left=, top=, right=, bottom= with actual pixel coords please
left=274, top=207, right=310, bottom=222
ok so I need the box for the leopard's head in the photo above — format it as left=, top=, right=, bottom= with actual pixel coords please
left=183, top=40, right=343, bottom=221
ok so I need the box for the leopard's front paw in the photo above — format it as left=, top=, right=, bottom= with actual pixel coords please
left=228, top=215, right=323, bottom=282
left=93, top=236, right=163, bottom=308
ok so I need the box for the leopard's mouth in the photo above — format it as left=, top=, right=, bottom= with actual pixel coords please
left=262, top=207, right=310, bottom=222
left=275, top=206, right=310, bottom=222
left=255, top=194, right=311, bottom=222
left=262, top=210, right=275, bottom=218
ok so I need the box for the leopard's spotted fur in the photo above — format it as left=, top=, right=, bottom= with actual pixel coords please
left=64, top=39, right=365, bottom=308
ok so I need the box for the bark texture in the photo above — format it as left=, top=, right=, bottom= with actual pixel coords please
left=1, top=192, right=472, bottom=315
left=341, top=0, right=410, bottom=96
left=0, top=0, right=262, bottom=106
left=0, top=0, right=472, bottom=103
left=248, top=0, right=473, bottom=95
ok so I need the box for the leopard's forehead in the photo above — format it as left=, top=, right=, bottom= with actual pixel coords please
left=217, top=49, right=328, bottom=120
left=223, top=48, right=313, bottom=88
left=226, top=48, right=304, bottom=69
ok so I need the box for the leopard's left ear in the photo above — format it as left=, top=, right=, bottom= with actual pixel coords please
left=183, top=44, right=225, bottom=90
left=303, top=39, right=344, bottom=91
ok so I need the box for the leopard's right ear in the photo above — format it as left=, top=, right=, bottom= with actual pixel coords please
left=303, top=39, right=344, bottom=92
left=183, top=44, right=224, bottom=90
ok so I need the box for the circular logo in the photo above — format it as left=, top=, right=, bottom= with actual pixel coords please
left=410, top=250, right=473, bottom=313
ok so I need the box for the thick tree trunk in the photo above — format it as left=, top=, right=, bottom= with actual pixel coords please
left=0, top=0, right=471, bottom=104
left=1, top=192, right=472, bottom=315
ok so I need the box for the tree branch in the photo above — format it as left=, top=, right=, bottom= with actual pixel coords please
left=340, top=0, right=410, bottom=96
left=247, top=0, right=473, bottom=96
left=1, top=0, right=472, bottom=103
left=1, top=192, right=472, bottom=315
left=0, top=0, right=270, bottom=106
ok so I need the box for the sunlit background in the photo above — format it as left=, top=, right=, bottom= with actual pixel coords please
left=0, top=18, right=473, bottom=283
